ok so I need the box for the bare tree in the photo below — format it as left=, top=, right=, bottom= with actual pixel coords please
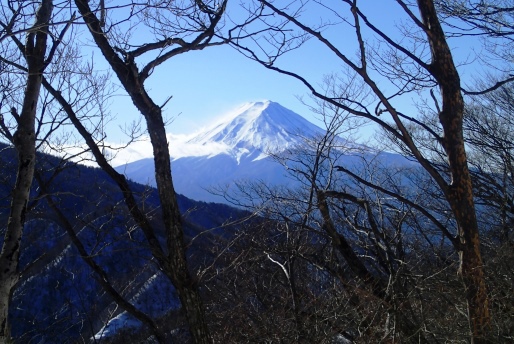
left=66, top=1, right=238, bottom=342
left=209, top=117, right=471, bottom=342
left=464, top=83, right=514, bottom=243
left=0, top=2, right=173, bottom=341
left=2, top=1, right=267, bottom=341
left=0, top=1, right=56, bottom=340
left=228, top=1, right=514, bottom=341
left=436, top=0, right=514, bottom=77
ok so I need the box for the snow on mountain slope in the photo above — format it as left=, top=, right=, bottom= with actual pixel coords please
left=112, top=101, right=325, bottom=165
left=116, top=101, right=330, bottom=202
left=117, top=100, right=408, bottom=203
left=187, top=100, right=324, bottom=161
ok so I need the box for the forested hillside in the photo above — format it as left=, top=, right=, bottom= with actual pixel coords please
left=1, top=1, right=513, bottom=343
left=0, top=142, right=244, bottom=342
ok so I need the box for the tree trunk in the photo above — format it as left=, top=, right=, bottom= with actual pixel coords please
left=0, top=1, right=53, bottom=342
left=417, top=0, right=491, bottom=342
left=73, top=1, right=211, bottom=342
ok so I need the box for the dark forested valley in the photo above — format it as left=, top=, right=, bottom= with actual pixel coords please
left=1, top=1, right=514, bottom=343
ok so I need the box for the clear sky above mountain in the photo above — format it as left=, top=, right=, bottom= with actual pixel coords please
left=100, top=1, right=489, bottom=146
left=110, top=100, right=325, bottom=166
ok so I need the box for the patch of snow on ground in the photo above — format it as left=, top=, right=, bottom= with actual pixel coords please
left=93, top=311, right=143, bottom=340
left=92, top=272, right=180, bottom=340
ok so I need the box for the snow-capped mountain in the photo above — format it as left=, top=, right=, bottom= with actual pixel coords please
left=116, top=100, right=408, bottom=203
left=117, top=101, right=331, bottom=203
left=187, top=101, right=324, bottom=162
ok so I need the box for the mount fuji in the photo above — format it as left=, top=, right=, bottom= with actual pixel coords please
left=186, top=100, right=324, bottom=162
left=116, top=101, right=402, bottom=203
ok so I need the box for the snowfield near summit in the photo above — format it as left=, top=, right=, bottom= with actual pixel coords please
left=186, top=101, right=324, bottom=161
left=117, top=101, right=331, bottom=202
left=117, top=101, right=408, bottom=203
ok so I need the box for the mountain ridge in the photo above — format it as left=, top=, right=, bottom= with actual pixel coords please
left=117, top=100, right=407, bottom=204
left=0, top=141, right=244, bottom=342
left=118, top=100, right=328, bottom=203
left=186, top=100, right=324, bottom=162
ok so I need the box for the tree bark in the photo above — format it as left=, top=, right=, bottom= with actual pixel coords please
left=417, top=0, right=491, bottom=342
left=0, top=1, right=53, bottom=342
left=72, top=1, right=212, bottom=342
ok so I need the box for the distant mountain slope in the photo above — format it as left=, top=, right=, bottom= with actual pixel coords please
left=0, top=142, right=245, bottom=342
left=117, top=100, right=409, bottom=203
left=117, top=101, right=331, bottom=202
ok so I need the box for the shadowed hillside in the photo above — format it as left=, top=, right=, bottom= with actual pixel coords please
left=0, top=143, right=246, bottom=342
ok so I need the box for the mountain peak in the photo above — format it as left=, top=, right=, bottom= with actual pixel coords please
left=117, top=101, right=381, bottom=204
left=187, top=100, right=323, bottom=161
left=111, top=101, right=325, bottom=166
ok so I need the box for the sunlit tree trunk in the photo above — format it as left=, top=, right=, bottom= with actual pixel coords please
left=417, top=0, right=491, bottom=342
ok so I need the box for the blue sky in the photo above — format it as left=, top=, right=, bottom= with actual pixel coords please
left=142, top=44, right=310, bottom=134
left=101, top=1, right=494, bottom=147
left=104, top=1, right=406, bottom=139
left=107, top=36, right=340, bottom=138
